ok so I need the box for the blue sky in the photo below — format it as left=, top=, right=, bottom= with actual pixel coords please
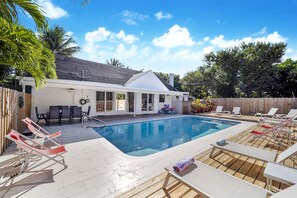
left=21, top=0, right=297, bottom=76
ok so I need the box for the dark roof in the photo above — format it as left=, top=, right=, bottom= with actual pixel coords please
left=55, top=55, right=141, bottom=85
left=54, top=55, right=180, bottom=92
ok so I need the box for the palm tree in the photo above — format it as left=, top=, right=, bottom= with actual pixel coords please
left=106, top=58, right=125, bottom=68
left=41, top=26, right=80, bottom=56
left=0, top=0, right=47, bottom=29
left=0, top=19, right=56, bottom=87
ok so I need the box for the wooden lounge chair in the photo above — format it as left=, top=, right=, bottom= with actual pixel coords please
left=163, top=161, right=272, bottom=198
left=255, top=108, right=278, bottom=117
left=210, top=141, right=297, bottom=165
left=22, top=117, right=61, bottom=146
left=211, top=106, right=223, bottom=113
left=3, top=129, right=67, bottom=178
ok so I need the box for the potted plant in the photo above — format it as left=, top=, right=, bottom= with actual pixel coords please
left=191, top=99, right=206, bottom=113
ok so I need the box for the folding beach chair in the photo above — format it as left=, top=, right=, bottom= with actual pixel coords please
left=252, top=119, right=293, bottom=147
left=3, top=129, right=67, bottom=178
left=22, top=117, right=61, bottom=146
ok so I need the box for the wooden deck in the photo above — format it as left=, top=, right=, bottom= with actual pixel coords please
left=118, top=123, right=297, bottom=198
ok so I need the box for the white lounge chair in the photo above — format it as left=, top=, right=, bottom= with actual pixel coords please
left=270, top=184, right=297, bottom=198
left=259, top=110, right=297, bottom=126
left=163, top=160, right=272, bottom=198
left=231, top=107, right=241, bottom=115
left=255, top=108, right=278, bottom=117
left=210, top=141, right=297, bottom=165
left=211, top=106, right=223, bottom=113
left=264, top=162, right=297, bottom=190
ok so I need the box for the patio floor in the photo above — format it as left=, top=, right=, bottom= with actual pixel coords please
left=0, top=114, right=287, bottom=197
left=118, top=121, right=297, bottom=198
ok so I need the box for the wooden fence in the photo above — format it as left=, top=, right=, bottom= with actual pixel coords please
left=211, top=98, right=297, bottom=115
left=0, top=87, right=31, bottom=155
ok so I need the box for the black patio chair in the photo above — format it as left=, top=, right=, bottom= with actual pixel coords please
left=47, top=106, right=60, bottom=126
left=61, top=106, right=71, bottom=125
left=70, top=105, right=78, bottom=115
left=71, top=106, right=82, bottom=123
left=82, top=106, right=91, bottom=121
left=35, top=106, right=47, bottom=124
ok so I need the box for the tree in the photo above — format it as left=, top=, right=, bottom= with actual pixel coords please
left=181, top=42, right=287, bottom=98
left=0, top=0, right=47, bottom=29
left=268, top=59, right=297, bottom=97
left=0, top=19, right=56, bottom=87
left=40, top=25, right=80, bottom=56
left=155, top=72, right=183, bottom=91
left=106, top=58, right=126, bottom=68
left=239, top=42, right=286, bottom=97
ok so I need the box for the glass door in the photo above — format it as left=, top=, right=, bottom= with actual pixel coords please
left=128, top=92, right=134, bottom=112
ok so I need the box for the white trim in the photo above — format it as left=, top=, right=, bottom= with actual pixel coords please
left=22, top=77, right=189, bottom=95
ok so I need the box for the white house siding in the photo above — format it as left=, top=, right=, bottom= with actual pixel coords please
left=32, top=87, right=177, bottom=119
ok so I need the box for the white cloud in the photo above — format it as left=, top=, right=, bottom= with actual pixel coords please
left=37, top=0, right=68, bottom=19
left=210, top=32, right=287, bottom=49
left=120, top=10, right=149, bottom=25
left=65, top=31, right=74, bottom=37
left=114, top=44, right=138, bottom=59
left=85, top=27, right=111, bottom=43
left=152, top=25, right=195, bottom=48
left=154, top=11, right=173, bottom=20
left=203, top=46, right=214, bottom=55
left=252, top=27, right=267, bottom=36
left=111, top=30, right=138, bottom=44
left=203, top=37, right=210, bottom=42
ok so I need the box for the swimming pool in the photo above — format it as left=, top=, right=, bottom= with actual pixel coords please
left=94, top=116, right=239, bottom=156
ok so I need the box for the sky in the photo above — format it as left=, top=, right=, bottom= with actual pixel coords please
left=21, top=0, right=297, bottom=76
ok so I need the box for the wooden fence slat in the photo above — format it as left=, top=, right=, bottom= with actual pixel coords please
left=0, top=87, right=31, bottom=155
left=209, top=98, right=297, bottom=115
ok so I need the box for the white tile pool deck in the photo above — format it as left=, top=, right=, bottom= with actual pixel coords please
left=0, top=115, right=256, bottom=198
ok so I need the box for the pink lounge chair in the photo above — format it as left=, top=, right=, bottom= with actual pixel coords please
left=23, top=117, right=61, bottom=145
left=3, top=129, right=67, bottom=178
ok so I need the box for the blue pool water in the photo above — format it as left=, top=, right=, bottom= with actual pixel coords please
left=94, top=116, right=239, bottom=156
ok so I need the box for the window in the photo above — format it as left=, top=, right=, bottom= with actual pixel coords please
left=116, top=94, right=126, bottom=111
left=142, top=94, right=147, bottom=111
left=96, top=92, right=105, bottom=112
left=148, top=94, right=154, bottom=111
left=159, top=94, right=165, bottom=103
left=96, top=91, right=113, bottom=112
left=106, top=92, right=113, bottom=111
left=142, top=93, right=154, bottom=111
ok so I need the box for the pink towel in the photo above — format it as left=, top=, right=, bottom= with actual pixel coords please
left=173, top=157, right=195, bottom=173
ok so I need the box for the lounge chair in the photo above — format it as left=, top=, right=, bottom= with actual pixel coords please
left=258, top=110, right=297, bottom=126
left=210, top=140, right=297, bottom=165
left=3, top=129, right=67, bottom=178
left=211, top=106, right=223, bottom=113
left=264, top=162, right=297, bottom=190
left=255, top=108, right=278, bottom=117
left=252, top=119, right=293, bottom=147
left=271, top=184, right=297, bottom=198
left=163, top=160, right=272, bottom=198
left=231, top=107, right=241, bottom=115
left=22, top=117, right=61, bottom=146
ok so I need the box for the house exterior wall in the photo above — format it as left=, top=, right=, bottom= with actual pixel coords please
left=32, top=87, right=184, bottom=120
left=126, top=71, right=169, bottom=91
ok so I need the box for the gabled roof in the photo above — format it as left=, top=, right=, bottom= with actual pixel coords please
left=55, top=55, right=141, bottom=85
left=54, top=55, right=180, bottom=91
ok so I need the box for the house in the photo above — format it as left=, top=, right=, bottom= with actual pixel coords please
left=21, top=55, right=189, bottom=119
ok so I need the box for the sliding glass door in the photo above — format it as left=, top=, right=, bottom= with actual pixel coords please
left=142, top=93, right=154, bottom=111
